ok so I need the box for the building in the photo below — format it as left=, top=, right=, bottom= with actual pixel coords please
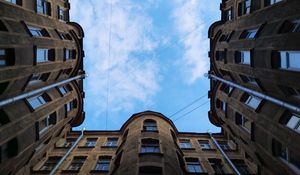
left=0, top=0, right=85, bottom=174
left=208, top=0, right=300, bottom=174
left=28, top=111, right=257, bottom=175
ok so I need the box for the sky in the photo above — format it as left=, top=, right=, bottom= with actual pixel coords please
left=70, top=0, right=221, bottom=133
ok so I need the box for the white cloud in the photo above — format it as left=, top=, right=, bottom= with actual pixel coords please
left=172, top=0, right=210, bottom=84
left=70, top=0, right=160, bottom=122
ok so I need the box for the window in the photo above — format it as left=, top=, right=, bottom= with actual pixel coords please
left=140, top=139, right=160, bottom=153
left=198, top=140, right=212, bottom=150
left=36, top=0, right=51, bottom=16
left=235, top=112, right=251, bottom=133
left=39, top=112, right=56, bottom=134
left=278, top=86, right=300, bottom=99
left=219, top=31, right=234, bottom=42
left=143, top=119, right=157, bottom=131
left=272, top=139, right=300, bottom=170
left=273, top=51, right=300, bottom=71
left=238, top=0, right=251, bottom=16
left=215, top=50, right=226, bottom=62
left=0, top=20, right=8, bottom=31
left=5, top=0, right=21, bottom=5
left=209, top=159, right=226, bottom=174
left=235, top=51, right=251, bottom=65
left=0, top=110, right=10, bottom=127
left=240, top=28, right=258, bottom=39
left=186, top=158, right=204, bottom=173
left=58, top=6, right=66, bottom=21
left=85, top=138, right=97, bottom=147
left=280, top=20, right=300, bottom=33
left=217, top=99, right=226, bottom=112
left=105, top=138, right=118, bottom=147
left=58, top=86, right=67, bottom=95
left=179, top=140, right=193, bottom=149
left=56, top=30, right=72, bottom=40
left=241, top=93, right=262, bottom=110
left=27, top=26, right=49, bottom=37
left=232, top=160, right=250, bottom=174
left=27, top=93, right=51, bottom=110
left=281, top=113, right=300, bottom=133
left=95, top=156, right=111, bottom=171
left=63, top=138, right=76, bottom=147
left=67, top=157, right=86, bottom=171
left=0, top=137, right=18, bottom=163
left=266, top=0, right=282, bottom=6
left=139, top=166, right=162, bottom=175
left=66, top=100, right=77, bottom=112
left=239, top=74, right=259, bottom=86
left=220, top=84, right=234, bottom=95
left=28, top=73, right=50, bottom=86
left=35, top=48, right=54, bottom=63
left=64, top=49, right=75, bottom=60
left=40, top=156, right=61, bottom=171
left=217, top=141, right=231, bottom=151
left=224, top=8, right=232, bottom=21
left=0, top=48, right=15, bottom=66
left=0, top=81, right=9, bottom=95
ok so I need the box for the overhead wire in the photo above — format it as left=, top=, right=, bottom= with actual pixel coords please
left=168, top=92, right=208, bottom=119
left=173, top=100, right=210, bottom=122
left=105, top=0, right=113, bottom=130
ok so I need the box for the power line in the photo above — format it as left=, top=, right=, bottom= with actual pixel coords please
left=173, top=100, right=210, bottom=122
left=105, top=0, right=113, bottom=130
left=169, top=92, right=208, bottom=119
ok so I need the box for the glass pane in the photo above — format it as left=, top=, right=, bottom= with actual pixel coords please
left=280, top=52, right=287, bottom=68
left=288, top=52, right=300, bottom=69
left=286, top=115, right=300, bottom=129
left=0, top=49, right=5, bottom=56
left=36, top=48, right=48, bottom=62
left=241, top=51, right=251, bottom=64
left=28, top=96, right=43, bottom=109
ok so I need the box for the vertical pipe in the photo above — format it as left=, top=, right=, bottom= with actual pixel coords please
left=49, top=130, right=84, bottom=175
left=209, top=133, right=241, bottom=175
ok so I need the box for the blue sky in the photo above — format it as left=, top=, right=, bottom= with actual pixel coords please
left=70, top=0, right=221, bottom=133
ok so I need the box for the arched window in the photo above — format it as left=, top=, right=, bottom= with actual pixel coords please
left=140, top=138, right=160, bottom=153
left=143, top=119, right=157, bottom=131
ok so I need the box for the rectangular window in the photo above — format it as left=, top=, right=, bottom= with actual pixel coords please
left=63, top=138, right=76, bottom=147
left=36, top=48, right=54, bottom=63
left=232, top=160, right=250, bottom=174
left=224, top=8, right=232, bottom=21
left=36, top=0, right=51, bottom=16
left=240, top=28, right=258, bottom=39
left=280, top=20, right=300, bottom=33
left=242, top=93, right=262, bottom=110
left=5, top=0, right=21, bottom=5
left=0, top=48, right=15, bottom=66
left=66, top=100, right=76, bottom=112
left=64, top=49, right=74, bottom=60
left=198, top=140, right=211, bottom=150
left=95, top=157, right=111, bottom=171
left=217, top=141, right=231, bottom=151
left=278, top=86, right=300, bottom=99
left=40, top=156, right=61, bottom=171
left=238, top=0, right=251, bottom=16
left=179, top=140, right=193, bottom=149
left=278, top=51, right=300, bottom=71
left=266, top=0, right=282, bottom=6
left=221, top=84, right=234, bottom=95
left=239, top=75, right=259, bottom=86
left=235, top=112, right=251, bottom=134
left=28, top=73, right=50, bottom=86
left=216, top=50, right=226, bottom=62
left=285, top=114, right=300, bottom=133
left=141, top=139, right=160, bottom=153
left=27, top=26, right=49, bottom=37
left=58, top=6, right=66, bottom=21
left=67, top=157, right=86, bottom=171
left=85, top=138, right=97, bottom=147
left=27, top=93, right=50, bottom=110
left=235, top=51, right=251, bottom=65
left=209, top=159, right=226, bottom=174
left=39, top=112, right=56, bottom=134
left=58, top=86, right=68, bottom=95
left=105, top=138, right=118, bottom=147
left=186, top=158, right=203, bottom=173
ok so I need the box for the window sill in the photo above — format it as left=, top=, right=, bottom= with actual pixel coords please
left=101, top=146, right=118, bottom=149
left=139, top=152, right=163, bottom=157
left=90, top=170, right=109, bottom=173
left=78, top=146, right=95, bottom=148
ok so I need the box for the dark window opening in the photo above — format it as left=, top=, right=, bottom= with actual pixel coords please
left=235, top=112, right=252, bottom=134
left=36, top=0, right=51, bottom=16
left=209, top=159, right=226, bottom=174
left=238, top=0, right=251, bottom=16
left=40, top=156, right=61, bottom=171
left=240, top=28, right=258, bottom=39
left=0, top=81, right=9, bottom=95
left=223, top=8, right=233, bottom=21
left=141, top=138, right=160, bottom=153
left=279, top=20, right=300, bottom=33
left=0, top=48, right=15, bottom=66
left=0, top=20, right=8, bottom=31
left=0, top=109, right=10, bottom=127
left=215, top=50, right=227, bottom=62
left=38, top=112, right=56, bottom=134
left=231, top=160, right=250, bottom=174
left=67, top=156, right=86, bottom=171
left=139, top=166, right=162, bottom=175
left=143, top=119, right=157, bottom=131
left=0, top=137, right=18, bottom=163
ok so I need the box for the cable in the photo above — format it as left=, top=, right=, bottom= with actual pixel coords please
left=169, top=92, right=208, bottom=118
left=173, top=100, right=210, bottom=122
left=105, top=0, right=113, bottom=130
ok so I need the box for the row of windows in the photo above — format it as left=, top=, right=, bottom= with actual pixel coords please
left=223, top=0, right=283, bottom=21
left=179, top=139, right=233, bottom=151
left=26, top=23, right=73, bottom=40
left=217, top=86, right=300, bottom=135
left=4, top=0, right=68, bottom=22
left=58, top=137, right=118, bottom=148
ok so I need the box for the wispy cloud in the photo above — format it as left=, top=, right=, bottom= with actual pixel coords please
left=70, top=0, right=160, bottom=125
left=172, top=0, right=210, bottom=84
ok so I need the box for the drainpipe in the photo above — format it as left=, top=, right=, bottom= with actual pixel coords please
left=49, top=129, right=84, bottom=175
left=206, top=74, right=300, bottom=113
left=0, top=74, right=85, bottom=107
left=209, top=133, right=241, bottom=175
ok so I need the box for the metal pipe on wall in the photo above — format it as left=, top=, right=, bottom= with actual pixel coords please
left=0, top=74, right=85, bottom=107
